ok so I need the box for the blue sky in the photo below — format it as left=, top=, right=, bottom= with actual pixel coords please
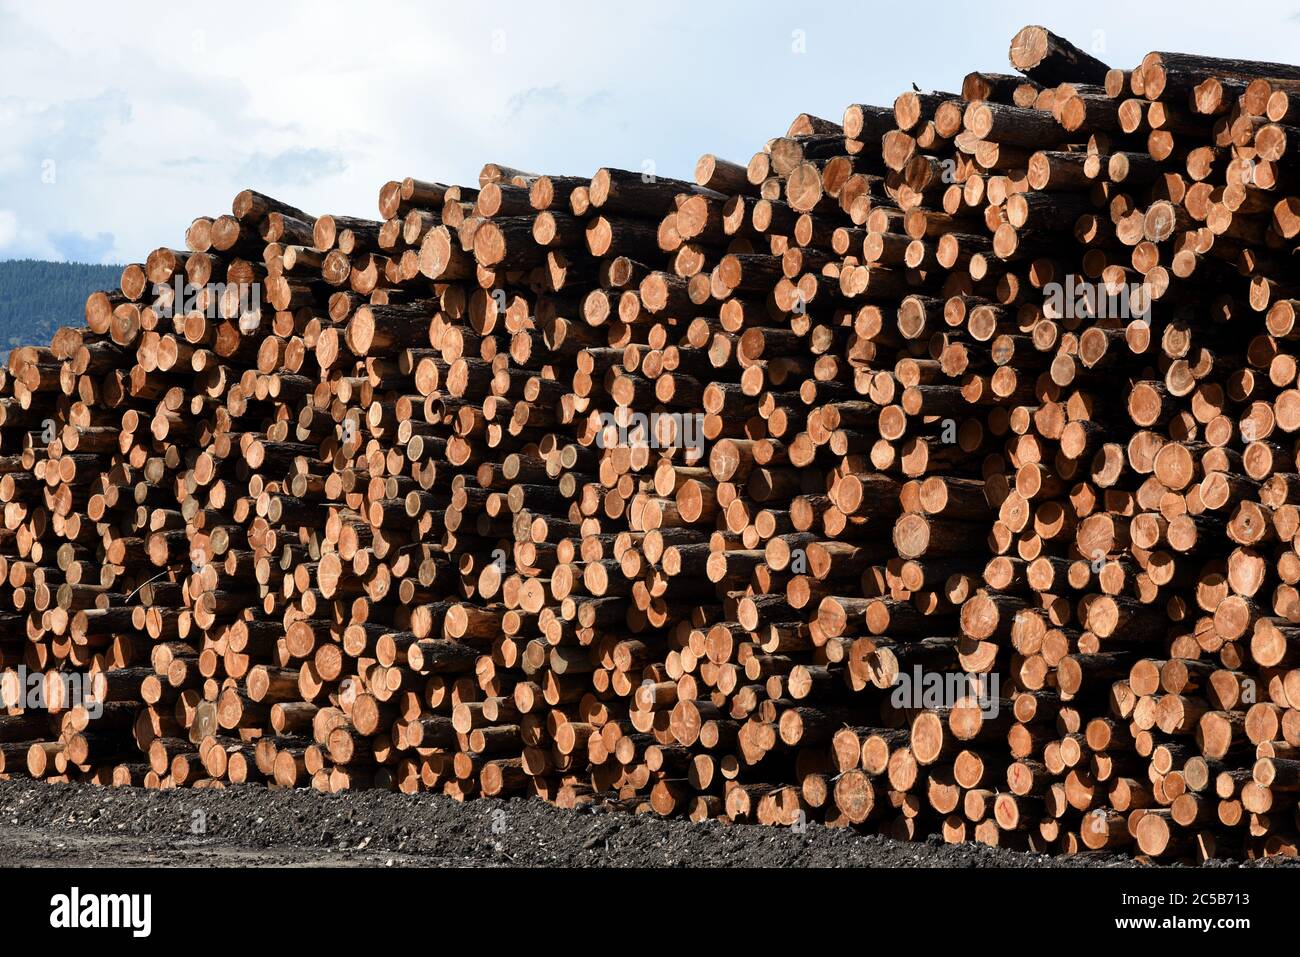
left=2, top=0, right=1300, bottom=264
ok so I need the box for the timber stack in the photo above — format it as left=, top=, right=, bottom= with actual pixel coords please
left=3, top=25, right=1300, bottom=862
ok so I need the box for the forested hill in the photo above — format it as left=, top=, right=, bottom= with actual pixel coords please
left=0, top=259, right=123, bottom=357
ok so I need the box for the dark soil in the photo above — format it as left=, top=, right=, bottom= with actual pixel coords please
left=0, top=778, right=1171, bottom=868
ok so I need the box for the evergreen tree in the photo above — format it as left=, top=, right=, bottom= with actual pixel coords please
left=0, top=259, right=124, bottom=359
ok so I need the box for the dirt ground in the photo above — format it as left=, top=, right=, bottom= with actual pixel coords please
left=0, top=777, right=1194, bottom=868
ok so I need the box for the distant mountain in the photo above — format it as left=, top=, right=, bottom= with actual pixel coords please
left=0, top=259, right=123, bottom=357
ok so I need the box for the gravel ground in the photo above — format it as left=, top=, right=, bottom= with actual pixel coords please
left=0, top=777, right=1171, bottom=868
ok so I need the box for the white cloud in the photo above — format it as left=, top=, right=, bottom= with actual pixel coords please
left=0, top=210, right=17, bottom=249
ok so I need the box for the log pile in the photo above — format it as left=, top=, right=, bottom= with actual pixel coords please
left=4, top=24, right=1300, bottom=862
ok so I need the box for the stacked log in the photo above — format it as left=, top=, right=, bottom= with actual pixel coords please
left=2, top=23, right=1300, bottom=861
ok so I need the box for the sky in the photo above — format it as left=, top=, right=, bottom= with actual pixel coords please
left=2, top=0, right=1300, bottom=265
